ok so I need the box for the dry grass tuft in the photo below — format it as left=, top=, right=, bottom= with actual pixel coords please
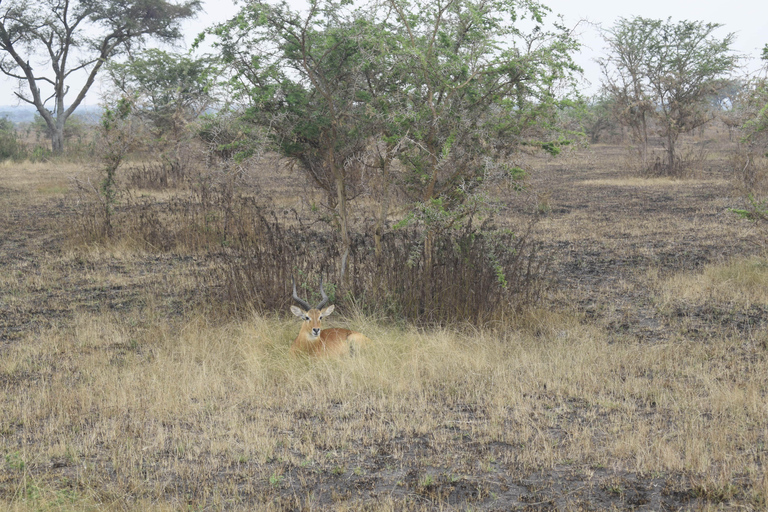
left=660, top=255, right=768, bottom=307
left=0, top=159, right=82, bottom=193
left=578, top=177, right=729, bottom=188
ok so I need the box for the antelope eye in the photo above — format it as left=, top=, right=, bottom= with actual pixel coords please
left=304, top=316, right=310, bottom=321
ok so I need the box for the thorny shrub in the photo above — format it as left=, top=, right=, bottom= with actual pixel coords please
left=68, top=169, right=550, bottom=325
left=730, top=78, right=768, bottom=232
left=214, top=216, right=550, bottom=325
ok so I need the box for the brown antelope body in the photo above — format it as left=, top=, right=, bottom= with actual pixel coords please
left=290, top=279, right=369, bottom=357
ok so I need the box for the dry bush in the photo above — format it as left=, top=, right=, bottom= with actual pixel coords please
left=639, top=142, right=711, bottom=179
left=730, top=150, right=768, bottom=237
left=67, top=164, right=264, bottom=253
left=66, top=161, right=551, bottom=325
left=125, top=160, right=188, bottom=190
left=214, top=217, right=550, bottom=326
left=733, top=152, right=768, bottom=195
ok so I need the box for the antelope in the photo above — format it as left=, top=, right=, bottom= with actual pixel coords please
left=290, top=278, right=369, bottom=357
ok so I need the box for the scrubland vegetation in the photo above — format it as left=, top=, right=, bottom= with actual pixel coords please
left=2, top=132, right=768, bottom=510
left=2, top=0, right=768, bottom=510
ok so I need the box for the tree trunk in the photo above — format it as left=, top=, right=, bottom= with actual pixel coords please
left=423, top=139, right=441, bottom=276
left=51, top=125, right=65, bottom=154
left=335, top=173, right=350, bottom=250
left=329, top=149, right=351, bottom=284
left=641, top=112, right=648, bottom=167
left=373, top=154, right=391, bottom=259
left=666, top=130, right=675, bottom=171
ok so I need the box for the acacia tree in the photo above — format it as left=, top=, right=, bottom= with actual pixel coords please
left=205, top=0, right=580, bottom=276
left=372, top=0, right=580, bottom=206
left=598, top=18, right=656, bottom=164
left=107, top=49, right=218, bottom=159
left=203, top=0, right=383, bottom=271
left=365, top=0, right=579, bottom=269
left=0, top=0, right=202, bottom=154
left=600, top=17, right=738, bottom=173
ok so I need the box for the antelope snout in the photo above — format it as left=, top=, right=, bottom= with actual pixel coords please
left=311, top=327, right=321, bottom=338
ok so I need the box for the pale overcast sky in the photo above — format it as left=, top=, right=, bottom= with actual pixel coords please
left=0, top=0, right=765, bottom=107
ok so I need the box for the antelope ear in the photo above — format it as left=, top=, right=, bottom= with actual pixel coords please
left=290, top=306, right=306, bottom=318
left=321, top=304, right=335, bottom=317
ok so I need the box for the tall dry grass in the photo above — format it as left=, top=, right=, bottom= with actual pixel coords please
left=1, top=301, right=766, bottom=509
left=660, top=255, right=768, bottom=308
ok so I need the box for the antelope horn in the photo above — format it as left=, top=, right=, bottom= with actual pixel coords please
left=315, top=277, right=329, bottom=310
left=292, top=277, right=312, bottom=311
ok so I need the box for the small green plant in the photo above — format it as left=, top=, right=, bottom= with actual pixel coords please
left=419, top=474, right=434, bottom=488
left=268, top=472, right=284, bottom=487
left=731, top=194, right=768, bottom=225
left=98, top=96, right=135, bottom=238
left=5, top=451, right=25, bottom=471
left=25, top=482, right=42, bottom=501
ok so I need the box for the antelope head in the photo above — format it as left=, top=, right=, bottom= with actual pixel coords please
left=290, top=278, right=335, bottom=339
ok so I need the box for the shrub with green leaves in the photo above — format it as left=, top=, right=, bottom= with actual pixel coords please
left=0, top=117, right=26, bottom=161
left=731, top=45, right=768, bottom=230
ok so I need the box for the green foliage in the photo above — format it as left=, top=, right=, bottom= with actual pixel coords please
left=29, top=145, right=52, bottom=162
left=196, top=111, right=267, bottom=163
left=540, top=140, right=570, bottom=156
left=98, top=97, right=135, bottom=238
left=203, top=0, right=386, bottom=256
left=4, top=451, right=25, bottom=471
left=107, top=49, right=218, bottom=140
left=376, top=0, right=581, bottom=205
left=0, top=0, right=202, bottom=153
left=0, top=117, right=26, bottom=161
left=206, top=0, right=580, bottom=212
left=740, top=82, right=768, bottom=150
left=600, top=17, right=738, bottom=172
left=268, top=472, right=284, bottom=487
left=731, top=195, right=768, bottom=224
left=394, top=194, right=496, bottom=235
left=559, top=94, right=622, bottom=144
left=203, top=0, right=368, bottom=170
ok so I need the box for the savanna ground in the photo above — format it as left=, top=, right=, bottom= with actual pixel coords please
left=1, top=133, right=767, bottom=511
